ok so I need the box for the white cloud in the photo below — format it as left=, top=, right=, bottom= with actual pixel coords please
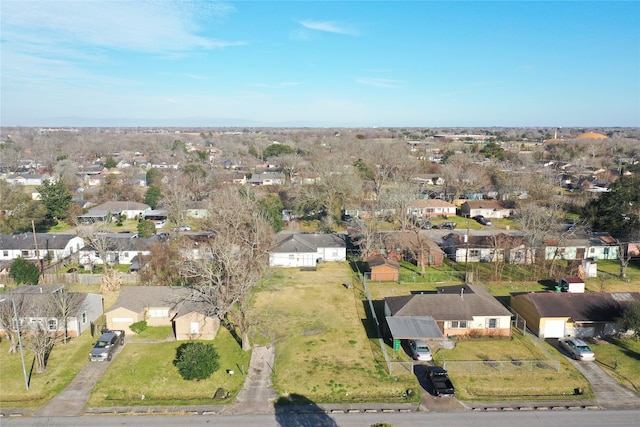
left=1, top=1, right=240, bottom=54
left=356, top=77, right=403, bottom=89
left=298, top=20, right=359, bottom=36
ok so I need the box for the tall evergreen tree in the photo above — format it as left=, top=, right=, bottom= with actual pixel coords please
left=37, top=179, right=73, bottom=220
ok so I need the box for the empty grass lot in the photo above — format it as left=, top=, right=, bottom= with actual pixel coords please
left=591, top=338, right=640, bottom=393
left=250, top=262, right=419, bottom=404
left=0, top=330, right=96, bottom=409
left=87, top=326, right=250, bottom=407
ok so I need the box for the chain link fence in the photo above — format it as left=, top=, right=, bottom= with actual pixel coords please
left=443, top=359, right=560, bottom=375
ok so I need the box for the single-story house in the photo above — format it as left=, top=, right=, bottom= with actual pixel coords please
left=459, top=199, right=516, bottom=219
left=441, top=233, right=534, bottom=264
left=407, top=199, right=457, bottom=218
left=105, top=286, right=220, bottom=340
left=185, top=200, right=210, bottom=219
left=0, top=285, right=103, bottom=338
left=366, top=255, right=400, bottom=282
left=509, top=291, right=640, bottom=339
left=0, top=233, right=85, bottom=263
left=78, top=233, right=162, bottom=267
left=249, top=172, right=285, bottom=186
left=3, top=173, right=52, bottom=186
left=384, top=284, right=512, bottom=340
left=77, top=201, right=151, bottom=224
left=374, top=232, right=446, bottom=267
left=543, top=233, right=620, bottom=261
left=269, top=233, right=347, bottom=267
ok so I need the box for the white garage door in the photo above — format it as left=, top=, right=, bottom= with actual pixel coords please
left=543, top=320, right=566, bottom=338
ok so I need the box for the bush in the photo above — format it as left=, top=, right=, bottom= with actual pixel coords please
left=173, top=342, right=220, bottom=380
left=9, top=256, right=40, bottom=285
left=129, top=320, right=148, bottom=334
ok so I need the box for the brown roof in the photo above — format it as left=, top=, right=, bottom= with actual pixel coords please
left=513, top=291, right=640, bottom=321
left=366, top=254, right=400, bottom=269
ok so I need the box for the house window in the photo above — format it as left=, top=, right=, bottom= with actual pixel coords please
left=604, top=247, right=610, bottom=256
left=332, top=250, right=338, bottom=257
left=2, top=250, right=8, bottom=257
left=486, top=318, right=499, bottom=329
left=48, top=319, right=58, bottom=331
left=22, top=250, right=29, bottom=257
left=469, top=249, right=480, bottom=257
left=451, top=320, right=468, bottom=329
left=289, top=254, right=295, bottom=259
left=148, top=309, right=169, bottom=318
left=124, top=252, right=129, bottom=258
left=82, top=311, right=87, bottom=324
left=190, top=322, right=199, bottom=334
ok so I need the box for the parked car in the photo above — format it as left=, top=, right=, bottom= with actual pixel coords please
left=558, top=338, right=595, bottom=361
left=172, top=225, right=192, bottom=231
left=408, top=339, right=433, bottom=361
left=427, top=366, right=455, bottom=397
left=436, top=221, right=457, bottom=230
left=473, top=215, right=492, bottom=226
left=89, top=330, right=125, bottom=362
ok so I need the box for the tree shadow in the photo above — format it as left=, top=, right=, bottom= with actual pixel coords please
left=274, top=394, right=338, bottom=427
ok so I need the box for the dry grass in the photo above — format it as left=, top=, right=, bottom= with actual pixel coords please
left=250, top=262, right=419, bottom=404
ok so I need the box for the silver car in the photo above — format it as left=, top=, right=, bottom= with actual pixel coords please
left=559, top=338, right=595, bottom=361
left=408, top=339, right=433, bottom=361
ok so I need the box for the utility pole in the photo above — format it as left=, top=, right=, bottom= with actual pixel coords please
left=0, top=298, right=29, bottom=390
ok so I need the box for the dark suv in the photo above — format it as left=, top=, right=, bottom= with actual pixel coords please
left=89, top=330, right=125, bottom=361
left=440, top=221, right=457, bottom=230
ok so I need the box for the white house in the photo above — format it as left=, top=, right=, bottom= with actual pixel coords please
left=407, top=199, right=457, bottom=218
left=0, top=233, right=85, bottom=263
left=269, top=233, right=347, bottom=267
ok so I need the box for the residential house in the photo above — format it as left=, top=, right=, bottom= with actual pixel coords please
left=384, top=284, right=512, bottom=341
left=78, top=233, right=163, bottom=267
left=366, top=255, right=400, bottom=282
left=0, top=233, right=85, bottom=263
left=175, top=232, right=216, bottom=260
left=211, top=172, right=248, bottom=185
left=459, top=199, right=515, bottom=219
left=407, top=199, right=457, bottom=218
left=249, top=172, right=286, bottom=186
left=142, top=209, right=169, bottom=229
left=3, top=173, right=52, bottom=186
left=185, top=200, right=210, bottom=219
left=440, top=233, right=534, bottom=264
left=510, top=291, right=640, bottom=339
left=105, top=286, right=219, bottom=340
left=366, top=232, right=445, bottom=267
left=412, top=174, right=445, bottom=187
left=0, top=285, right=103, bottom=338
left=269, top=233, right=347, bottom=267
left=77, top=201, right=151, bottom=224
left=543, top=233, right=620, bottom=261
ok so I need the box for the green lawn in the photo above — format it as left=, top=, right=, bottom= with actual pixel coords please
left=87, top=327, right=250, bottom=407
left=435, top=332, right=593, bottom=401
left=591, top=338, right=640, bottom=392
left=0, top=330, right=96, bottom=409
left=129, top=326, right=174, bottom=341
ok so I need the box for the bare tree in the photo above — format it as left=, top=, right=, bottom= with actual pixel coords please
left=50, top=289, right=84, bottom=343
left=177, top=187, right=273, bottom=350
left=0, top=297, right=26, bottom=354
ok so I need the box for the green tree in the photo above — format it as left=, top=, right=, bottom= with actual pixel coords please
left=144, top=185, right=163, bottom=209
left=137, top=219, right=157, bottom=238
left=37, top=179, right=73, bottom=220
left=9, top=257, right=40, bottom=285
left=146, top=168, right=162, bottom=186
left=104, top=155, right=117, bottom=169
left=173, top=342, right=220, bottom=380
left=354, top=158, right=375, bottom=180
left=582, top=173, right=640, bottom=235
left=258, top=194, right=285, bottom=232
left=0, top=181, right=48, bottom=233
left=621, top=301, right=640, bottom=340
left=480, top=142, right=505, bottom=160
left=248, top=145, right=259, bottom=159
left=263, top=143, right=294, bottom=159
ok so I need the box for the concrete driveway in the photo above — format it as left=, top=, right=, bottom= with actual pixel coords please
left=552, top=339, right=639, bottom=409
left=33, top=341, right=126, bottom=417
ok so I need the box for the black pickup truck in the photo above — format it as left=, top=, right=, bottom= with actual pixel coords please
left=427, top=366, right=455, bottom=397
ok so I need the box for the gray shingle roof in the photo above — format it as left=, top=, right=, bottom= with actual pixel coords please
left=386, top=284, right=511, bottom=321
left=0, top=233, right=79, bottom=250
left=108, top=286, right=211, bottom=318
left=519, top=291, right=640, bottom=321
left=271, top=233, right=346, bottom=253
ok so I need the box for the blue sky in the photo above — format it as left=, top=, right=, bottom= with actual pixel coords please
left=1, top=1, right=639, bottom=127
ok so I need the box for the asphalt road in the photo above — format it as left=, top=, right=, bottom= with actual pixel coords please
left=4, top=409, right=640, bottom=427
